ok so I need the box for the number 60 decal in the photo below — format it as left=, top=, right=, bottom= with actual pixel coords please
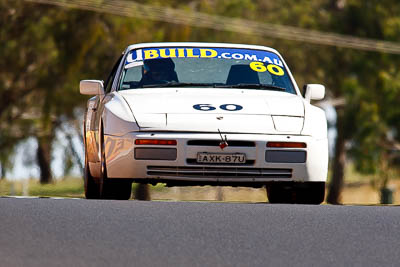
left=193, top=104, right=243, bottom=111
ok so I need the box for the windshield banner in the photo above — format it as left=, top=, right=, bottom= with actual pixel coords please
left=126, top=47, right=283, bottom=67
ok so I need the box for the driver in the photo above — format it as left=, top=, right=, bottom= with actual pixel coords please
left=139, top=58, right=178, bottom=86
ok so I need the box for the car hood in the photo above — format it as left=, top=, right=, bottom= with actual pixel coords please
left=118, top=88, right=305, bottom=134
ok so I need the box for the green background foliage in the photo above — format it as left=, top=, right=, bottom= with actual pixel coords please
left=1, top=0, right=400, bottom=203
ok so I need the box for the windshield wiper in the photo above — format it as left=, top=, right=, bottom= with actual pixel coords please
left=142, top=82, right=219, bottom=88
left=216, top=83, right=286, bottom=91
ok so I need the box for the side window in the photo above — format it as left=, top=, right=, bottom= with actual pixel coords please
left=104, top=55, right=123, bottom=93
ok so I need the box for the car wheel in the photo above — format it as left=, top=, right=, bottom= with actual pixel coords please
left=84, top=153, right=101, bottom=199
left=267, top=184, right=295, bottom=204
left=99, top=124, right=132, bottom=200
left=83, top=126, right=101, bottom=199
left=295, top=182, right=325, bottom=204
left=267, top=182, right=325, bottom=205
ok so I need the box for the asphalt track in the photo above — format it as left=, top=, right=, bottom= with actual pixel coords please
left=1, top=198, right=400, bottom=267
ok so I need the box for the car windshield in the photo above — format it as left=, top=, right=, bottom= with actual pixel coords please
left=119, top=47, right=296, bottom=94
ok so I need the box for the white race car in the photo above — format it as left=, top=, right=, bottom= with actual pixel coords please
left=80, top=42, right=328, bottom=204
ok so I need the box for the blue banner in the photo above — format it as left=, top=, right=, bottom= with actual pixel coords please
left=126, top=47, right=283, bottom=67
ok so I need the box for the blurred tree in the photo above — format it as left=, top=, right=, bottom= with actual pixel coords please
left=325, top=0, right=400, bottom=203
left=1, top=0, right=400, bottom=203
left=0, top=0, right=51, bottom=181
left=0, top=1, right=140, bottom=183
left=0, top=146, right=15, bottom=179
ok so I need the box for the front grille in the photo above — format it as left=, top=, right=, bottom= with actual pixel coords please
left=147, top=166, right=292, bottom=179
left=187, top=140, right=255, bottom=147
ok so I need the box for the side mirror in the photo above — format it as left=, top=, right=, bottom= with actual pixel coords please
left=80, top=80, right=104, bottom=95
left=304, top=84, right=325, bottom=101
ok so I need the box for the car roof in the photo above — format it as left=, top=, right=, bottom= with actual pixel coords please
left=125, top=42, right=282, bottom=56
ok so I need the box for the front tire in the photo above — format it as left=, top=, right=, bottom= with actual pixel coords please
left=84, top=154, right=101, bottom=199
left=99, top=124, right=132, bottom=200
left=83, top=126, right=101, bottom=199
left=267, top=182, right=325, bottom=204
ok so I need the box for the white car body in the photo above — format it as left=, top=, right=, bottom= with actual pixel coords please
left=81, top=42, right=328, bottom=202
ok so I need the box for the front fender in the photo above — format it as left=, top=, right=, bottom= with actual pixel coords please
left=301, top=102, right=327, bottom=140
left=102, top=92, right=139, bottom=136
left=301, top=102, right=328, bottom=181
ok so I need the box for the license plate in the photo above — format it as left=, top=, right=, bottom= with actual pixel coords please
left=197, top=153, right=246, bottom=164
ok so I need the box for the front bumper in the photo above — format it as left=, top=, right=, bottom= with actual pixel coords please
left=104, top=132, right=328, bottom=184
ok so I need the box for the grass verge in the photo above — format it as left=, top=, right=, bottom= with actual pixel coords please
left=0, top=176, right=399, bottom=204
